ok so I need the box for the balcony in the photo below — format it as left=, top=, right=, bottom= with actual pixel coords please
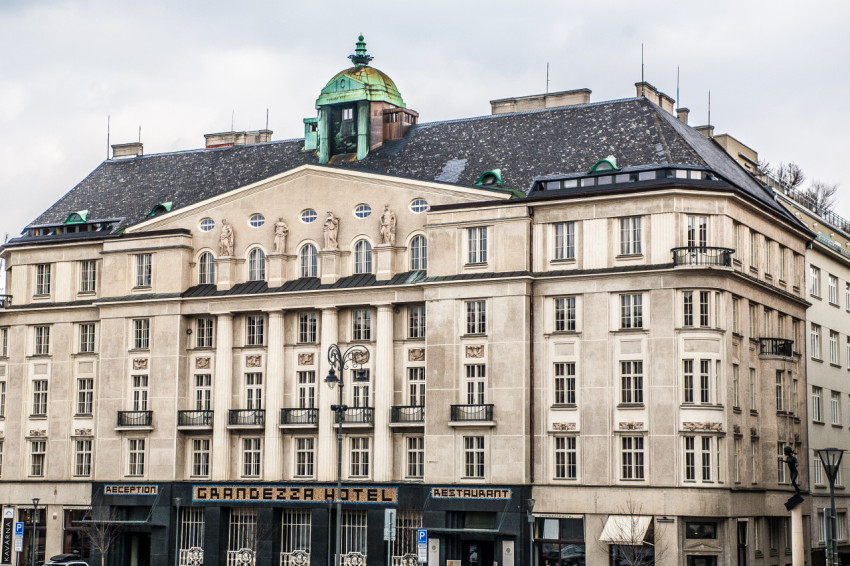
left=280, top=408, right=319, bottom=427
left=760, top=338, right=794, bottom=358
left=177, top=410, right=214, bottom=429
left=671, top=247, right=734, bottom=267
left=0, top=295, right=11, bottom=308
left=390, top=405, right=425, bottom=427
left=449, top=404, right=495, bottom=427
left=228, top=409, right=265, bottom=428
left=116, top=410, right=153, bottom=429
left=335, top=407, right=374, bottom=426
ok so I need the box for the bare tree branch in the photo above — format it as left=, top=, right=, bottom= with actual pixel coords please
left=597, top=498, right=667, bottom=566
left=776, top=162, right=806, bottom=190
left=79, top=492, right=123, bottom=566
left=801, top=180, right=840, bottom=214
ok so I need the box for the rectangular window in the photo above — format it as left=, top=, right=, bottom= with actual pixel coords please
left=465, top=364, right=486, bottom=405
left=829, top=275, right=839, bottom=304
left=295, top=437, right=315, bottom=478
left=246, top=315, right=264, bottom=346
left=750, top=231, right=757, bottom=268
left=135, top=253, right=152, bottom=287
left=133, top=319, right=150, bottom=350
left=619, top=294, right=643, bottom=329
left=281, top=509, right=311, bottom=559
left=811, top=323, right=822, bottom=359
left=298, top=312, right=317, bottom=343
left=775, top=370, right=785, bottom=412
left=620, top=361, right=643, bottom=404
left=699, top=291, right=710, bottom=327
left=74, top=439, right=92, bottom=477
left=76, top=378, right=93, bottom=415
left=554, top=362, right=576, bottom=405
left=190, top=374, right=210, bottom=411
left=352, top=371, right=370, bottom=408
left=191, top=438, right=211, bottom=477
left=749, top=368, right=757, bottom=412
left=554, top=297, right=576, bottom=332
left=35, top=263, right=51, bottom=295
left=687, top=215, right=708, bottom=248
left=621, top=436, right=645, bottom=480
left=734, top=437, right=742, bottom=483
left=619, top=216, right=642, bottom=255
left=812, top=386, right=823, bottom=422
left=732, top=298, right=740, bottom=334
left=777, top=443, right=787, bottom=484
left=297, top=371, right=316, bottom=409
left=0, top=327, right=6, bottom=357
left=554, top=222, right=575, bottom=260
left=132, top=375, right=148, bottom=411
left=196, top=318, right=214, bottom=348
left=684, top=436, right=695, bottom=480
left=32, top=379, right=48, bottom=416
left=350, top=437, right=370, bottom=478
left=246, top=373, right=263, bottom=410
left=779, top=245, right=787, bottom=280
left=128, top=438, right=145, bottom=476
left=242, top=438, right=261, bottom=477
left=832, top=391, right=841, bottom=425
left=352, top=309, right=371, bottom=341
left=467, top=226, right=488, bottom=264
left=830, top=330, right=839, bottom=364
left=0, top=381, right=5, bottom=418
left=732, top=364, right=740, bottom=408
left=683, top=291, right=693, bottom=327
left=765, top=239, right=772, bottom=274
left=408, top=305, right=426, bottom=339
left=79, top=323, right=96, bottom=353
left=846, top=282, right=850, bottom=310
left=407, top=367, right=425, bottom=406
left=684, top=436, right=715, bottom=482
left=464, top=436, right=485, bottom=478
left=79, top=260, right=97, bottom=293
left=0, top=440, right=3, bottom=476
left=406, top=436, right=424, bottom=478
left=34, top=325, right=50, bottom=355
left=810, top=265, right=821, bottom=297
left=751, top=440, right=758, bottom=484
left=749, top=303, right=757, bottom=338
left=465, top=300, right=486, bottom=334
left=554, top=436, right=577, bottom=479
left=30, top=440, right=46, bottom=477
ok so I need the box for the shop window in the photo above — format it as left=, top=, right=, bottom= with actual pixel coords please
left=63, top=509, right=92, bottom=559
left=18, top=507, right=46, bottom=566
left=534, top=517, right=585, bottom=566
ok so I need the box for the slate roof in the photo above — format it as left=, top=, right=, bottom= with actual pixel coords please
left=25, top=96, right=796, bottom=237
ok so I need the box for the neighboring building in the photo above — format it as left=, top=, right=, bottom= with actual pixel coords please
left=0, top=38, right=814, bottom=566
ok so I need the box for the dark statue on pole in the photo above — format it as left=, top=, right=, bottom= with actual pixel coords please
left=783, top=446, right=800, bottom=494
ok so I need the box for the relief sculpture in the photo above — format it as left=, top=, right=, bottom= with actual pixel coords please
left=465, top=345, right=484, bottom=358
left=246, top=355, right=262, bottom=368
left=196, top=357, right=211, bottom=370
left=133, top=358, right=148, bottom=370
left=298, top=353, right=314, bottom=366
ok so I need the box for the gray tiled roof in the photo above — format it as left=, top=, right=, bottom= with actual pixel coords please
left=26, top=96, right=794, bottom=234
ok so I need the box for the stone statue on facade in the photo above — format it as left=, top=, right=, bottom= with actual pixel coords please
left=219, top=219, right=234, bottom=257
left=783, top=445, right=801, bottom=493
left=273, top=217, right=289, bottom=254
left=379, top=204, right=396, bottom=245
left=323, top=211, right=339, bottom=250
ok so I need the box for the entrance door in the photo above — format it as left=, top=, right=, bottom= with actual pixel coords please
left=125, top=533, right=151, bottom=566
left=463, top=540, right=494, bottom=566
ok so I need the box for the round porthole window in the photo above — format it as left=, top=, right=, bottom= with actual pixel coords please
left=354, top=204, right=372, bottom=219
left=301, top=209, right=318, bottom=224
left=410, top=199, right=429, bottom=213
left=199, top=218, right=215, bottom=232
left=249, top=214, right=265, bottom=228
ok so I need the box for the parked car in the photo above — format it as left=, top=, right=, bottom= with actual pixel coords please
left=42, top=554, right=89, bottom=566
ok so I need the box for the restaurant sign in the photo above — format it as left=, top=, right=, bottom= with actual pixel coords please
left=194, top=485, right=398, bottom=504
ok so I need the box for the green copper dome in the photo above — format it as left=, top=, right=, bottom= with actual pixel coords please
left=316, top=37, right=406, bottom=108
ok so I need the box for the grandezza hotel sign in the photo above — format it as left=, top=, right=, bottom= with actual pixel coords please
left=193, top=485, right=398, bottom=504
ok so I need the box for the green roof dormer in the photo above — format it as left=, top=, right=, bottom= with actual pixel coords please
left=64, top=210, right=88, bottom=224
left=589, top=156, right=619, bottom=174
left=148, top=202, right=172, bottom=217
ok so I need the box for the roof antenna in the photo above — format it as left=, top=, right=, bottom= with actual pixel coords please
left=106, top=114, right=110, bottom=160
left=676, top=66, right=680, bottom=110
left=231, top=110, right=235, bottom=132
left=546, top=62, right=550, bottom=94
left=641, top=44, right=644, bottom=96
left=265, top=108, right=269, bottom=130
left=708, top=90, right=711, bottom=127
left=138, top=125, right=141, bottom=143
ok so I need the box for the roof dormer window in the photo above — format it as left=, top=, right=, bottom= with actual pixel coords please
left=148, top=202, right=173, bottom=217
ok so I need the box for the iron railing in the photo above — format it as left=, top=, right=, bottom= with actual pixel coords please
left=391, top=405, right=425, bottom=424
left=671, top=247, right=734, bottom=267
left=280, top=408, right=319, bottom=426
left=228, top=409, right=265, bottom=426
left=760, top=338, right=794, bottom=357
left=336, top=407, right=374, bottom=425
left=117, top=410, right=153, bottom=427
left=177, top=410, right=213, bottom=427
left=450, top=404, right=494, bottom=422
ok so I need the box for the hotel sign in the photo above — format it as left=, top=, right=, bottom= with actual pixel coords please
left=430, top=487, right=512, bottom=500
left=193, top=485, right=398, bottom=504
left=104, top=484, right=159, bottom=495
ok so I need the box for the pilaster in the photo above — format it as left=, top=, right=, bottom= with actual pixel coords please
left=318, top=307, right=339, bottom=481
left=264, top=310, right=285, bottom=479
left=319, top=250, right=341, bottom=285
left=267, top=254, right=294, bottom=287
left=373, top=244, right=397, bottom=281
left=212, top=313, right=233, bottom=480
left=215, top=258, right=239, bottom=291
left=374, top=304, right=394, bottom=481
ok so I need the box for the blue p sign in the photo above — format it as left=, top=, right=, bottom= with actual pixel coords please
left=417, top=529, right=427, bottom=545
left=13, top=522, right=23, bottom=536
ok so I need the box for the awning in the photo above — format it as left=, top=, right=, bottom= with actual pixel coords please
left=599, top=515, right=652, bottom=544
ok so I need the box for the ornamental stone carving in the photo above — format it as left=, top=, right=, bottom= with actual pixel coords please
left=379, top=204, right=397, bottom=245
left=323, top=211, right=339, bottom=250
left=185, top=548, right=204, bottom=566
left=465, top=345, right=484, bottom=358
left=750, top=426, right=758, bottom=437
left=732, top=424, right=741, bottom=435
left=408, top=348, right=425, bottom=362
left=398, top=555, right=418, bottom=566
left=195, top=357, right=211, bottom=369
left=342, top=553, right=366, bottom=566
left=352, top=350, right=369, bottom=364
left=682, top=421, right=723, bottom=432
left=29, top=429, right=47, bottom=437
left=618, top=422, right=644, bottom=430
left=234, top=548, right=254, bottom=565
left=74, top=428, right=93, bottom=437
left=133, top=358, right=148, bottom=370
left=552, top=422, right=576, bottom=432
left=289, top=551, right=310, bottom=566
left=219, top=219, right=234, bottom=256
left=246, top=355, right=262, bottom=368
left=273, top=218, right=289, bottom=254
left=298, top=353, right=315, bottom=366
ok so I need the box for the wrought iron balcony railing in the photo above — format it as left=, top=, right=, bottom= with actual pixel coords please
left=228, top=409, right=265, bottom=426
left=117, top=410, right=153, bottom=427
left=280, top=408, right=319, bottom=426
left=177, top=410, right=213, bottom=427
left=760, top=338, right=794, bottom=357
left=391, top=405, right=425, bottom=424
left=671, top=246, right=734, bottom=267
left=335, top=407, right=374, bottom=425
left=450, top=404, right=494, bottom=422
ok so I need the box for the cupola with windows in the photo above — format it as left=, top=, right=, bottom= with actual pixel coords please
left=306, top=35, right=419, bottom=163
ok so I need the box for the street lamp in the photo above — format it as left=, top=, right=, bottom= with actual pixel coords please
left=819, top=448, right=845, bottom=566
left=325, top=343, right=370, bottom=566
left=30, top=498, right=39, bottom=566
left=526, top=499, right=536, bottom=566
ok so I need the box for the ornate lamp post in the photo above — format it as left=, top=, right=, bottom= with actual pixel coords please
left=325, top=344, right=370, bottom=566
left=30, top=498, right=39, bottom=566
left=819, top=448, right=845, bottom=566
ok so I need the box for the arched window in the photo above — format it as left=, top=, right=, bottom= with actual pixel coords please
left=353, top=240, right=372, bottom=275
left=248, top=248, right=266, bottom=281
left=410, top=235, right=427, bottom=271
left=300, top=244, right=318, bottom=278
left=198, top=252, right=215, bottom=285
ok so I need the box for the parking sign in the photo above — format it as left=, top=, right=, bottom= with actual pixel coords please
left=417, top=529, right=428, bottom=563
left=13, top=523, right=22, bottom=537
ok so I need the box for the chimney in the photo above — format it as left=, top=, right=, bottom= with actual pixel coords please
left=694, top=125, right=715, bottom=138
left=676, top=107, right=690, bottom=124
left=111, top=142, right=143, bottom=159
left=635, top=82, right=675, bottom=115
left=205, top=129, right=273, bottom=149
left=490, top=89, right=592, bottom=115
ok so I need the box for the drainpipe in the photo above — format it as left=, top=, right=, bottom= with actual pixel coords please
left=528, top=206, right=536, bottom=565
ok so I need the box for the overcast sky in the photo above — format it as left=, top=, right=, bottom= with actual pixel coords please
left=1, top=0, right=849, bottom=240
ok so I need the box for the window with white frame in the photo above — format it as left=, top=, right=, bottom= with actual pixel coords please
left=683, top=291, right=710, bottom=327
left=350, top=437, right=370, bottom=477
left=687, top=215, right=708, bottom=248
left=620, top=436, right=645, bottom=480
left=245, top=373, right=263, bottom=410
left=463, top=436, right=485, bottom=478
left=749, top=231, right=757, bottom=268
left=248, top=248, right=266, bottom=281
left=74, top=439, right=92, bottom=477
left=191, top=438, right=211, bottom=477
left=228, top=509, right=258, bottom=561
left=818, top=508, right=828, bottom=542
left=132, top=375, right=148, bottom=411
left=31, top=379, right=48, bottom=416
left=297, top=371, right=316, bottom=409
left=683, top=359, right=712, bottom=405
left=751, top=440, right=759, bottom=484
left=619, top=216, right=642, bottom=255
left=777, top=442, right=787, bottom=483
left=811, top=386, right=824, bottom=423
left=79, top=323, right=96, bottom=353
left=135, top=254, right=152, bottom=287
left=829, top=274, right=839, bottom=304
left=281, top=509, right=311, bottom=560
left=749, top=368, right=757, bottom=412
left=684, top=435, right=718, bottom=482
left=465, top=300, right=486, bottom=334
left=775, top=370, right=785, bottom=412
left=196, top=318, right=213, bottom=348
left=0, top=381, right=5, bottom=418
left=410, top=235, right=427, bottom=270
left=0, top=327, right=6, bottom=357
left=779, top=246, right=787, bottom=280
left=298, top=312, right=317, bottom=343
left=351, top=371, right=370, bottom=408
left=353, top=240, right=373, bottom=274
left=732, top=364, right=740, bottom=408
left=732, top=297, right=740, bottom=334
left=748, top=303, right=757, bottom=338
left=791, top=377, right=799, bottom=416
left=830, top=330, right=839, bottom=365
left=30, top=440, right=46, bottom=477
left=846, top=282, right=850, bottom=310
left=407, top=436, right=424, bottom=478
left=554, top=436, right=577, bottom=479
left=178, top=507, right=206, bottom=563
left=34, top=325, right=50, bottom=355
left=79, top=260, right=97, bottom=293
left=295, top=437, right=315, bottom=477
left=620, top=361, right=643, bottom=404
left=811, top=323, right=822, bottom=359
left=340, top=511, right=368, bottom=556
left=554, top=222, right=576, bottom=260
left=765, top=239, right=773, bottom=275
left=76, top=378, right=93, bottom=415
left=127, top=438, right=145, bottom=476
left=408, top=367, right=425, bottom=406
left=300, top=244, right=318, bottom=278
left=554, top=362, right=576, bottom=405
left=619, top=294, right=643, bottom=329
left=194, top=374, right=211, bottom=411
left=352, top=309, right=371, bottom=341
left=198, top=252, right=215, bottom=285
left=35, top=263, right=51, bottom=295
left=734, top=438, right=742, bottom=483
left=832, top=391, right=841, bottom=425
left=133, top=319, right=150, bottom=350
left=554, top=297, right=576, bottom=332
left=408, top=305, right=426, bottom=339
left=246, top=315, right=264, bottom=345
left=465, top=364, right=486, bottom=405
left=242, top=438, right=262, bottom=477
left=467, top=226, right=488, bottom=264
left=810, top=265, right=821, bottom=297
